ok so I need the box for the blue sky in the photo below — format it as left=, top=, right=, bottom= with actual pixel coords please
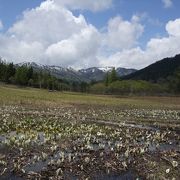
left=0, top=0, right=180, bottom=69
left=0, top=0, right=42, bottom=30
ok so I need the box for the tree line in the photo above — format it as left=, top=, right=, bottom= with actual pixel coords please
left=90, top=67, right=180, bottom=95
left=0, top=60, right=89, bottom=92
left=0, top=60, right=179, bottom=95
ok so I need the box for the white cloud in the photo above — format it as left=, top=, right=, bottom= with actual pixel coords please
left=99, top=47, right=146, bottom=69
left=100, top=18, right=180, bottom=69
left=166, top=19, right=180, bottom=36
left=105, top=16, right=144, bottom=50
left=8, top=1, right=87, bottom=45
left=45, top=25, right=101, bottom=68
left=146, top=18, right=180, bottom=62
left=0, top=0, right=100, bottom=68
left=0, top=20, right=3, bottom=30
left=54, top=0, right=113, bottom=12
left=162, top=0, right=173, bottom=8
left=0, top=0, right=179, bottom=70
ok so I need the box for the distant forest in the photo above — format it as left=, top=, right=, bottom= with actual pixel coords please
left=123, top=54, right=180, bottom=82
left=91, top=54, right=180, bottom=95
left=0, top=60, right=89, bottom=92
left=0, top=54, right=180, bottom=95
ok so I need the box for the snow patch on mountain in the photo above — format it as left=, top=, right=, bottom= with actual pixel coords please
left=16, top=62, right=137, bottom=82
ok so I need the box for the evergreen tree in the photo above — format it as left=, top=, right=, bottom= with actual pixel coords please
left=109, top=68, right=118, bottom=83
left=80, top=82, right=88, bottom=92
left=175, top=67, right=180, bottom=92
left=0, top=61, right=7, bottom=81
left=38, top=71, right=43, bottom=88
left=27, top=67, right=33, bottom=80
left=15, top=66, right=29, bottom=85
left=104, top=72, right=110, bottom=86
left=5, top=63, right=16, bottom=83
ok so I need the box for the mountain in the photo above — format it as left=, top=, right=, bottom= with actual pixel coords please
left=79, top=67, right=136, bottom=81
left=116, top=67, right=137, bottom=77
left=16, top=62, right=87, bottom=82
left=79, top=67, right=114, bottom=82
left=16, top=62, right=136, bottom=82
left=123, top=54, right=180, bottom=82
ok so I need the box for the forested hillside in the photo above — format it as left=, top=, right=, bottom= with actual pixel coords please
left=90, top=55, right=180, bottom=95
left=123, top=54, right=180, bottom=82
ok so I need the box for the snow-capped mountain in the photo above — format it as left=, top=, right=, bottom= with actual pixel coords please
left=16, top=62, right=136, bottom=82
left=16, top=62, right=86, bottom=82
left=79, top=67, right=136, bottom=81
left=116, top=67, right=137, bottom=77
left=98, top=67, right=114, bottom=72
left=79, top=67, right=113, bottom=81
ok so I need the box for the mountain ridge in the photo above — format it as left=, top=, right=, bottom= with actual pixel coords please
left=16, top=62, right=137, bottom=82
left=123, top=54, right=180, bottom=82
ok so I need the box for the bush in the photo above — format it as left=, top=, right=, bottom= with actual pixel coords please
left=90, top=83, right=106, bottom=94
left=90, top=80, right=167, bottom=95
left=108, top=80, right=166, bottom=95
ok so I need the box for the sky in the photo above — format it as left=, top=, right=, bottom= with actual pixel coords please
left=0, top=0, right=180, bottom=69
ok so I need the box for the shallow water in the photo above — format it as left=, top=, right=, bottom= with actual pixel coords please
left=0, top=124, right=179, bottom=179
left=0, top=173, right=23, bottom=180
left=93, top=119, right=159, bottom=131
left=148, top=142, right=180, bottom=152
left=93, top=170, right=139, bottom=180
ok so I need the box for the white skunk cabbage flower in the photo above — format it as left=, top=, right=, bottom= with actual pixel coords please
left=84, top=157, right=90, bottom=163
left=166, top=168, right=170, bottom=174
left=125, top=148, right=129, bottom=158
left=68, top=153, right=71, bottom=162
left=172, top=161, right=178, bottom=167
left=56, top=168, right=62, bottom=176
left=122, top=161, right=127, bottom=168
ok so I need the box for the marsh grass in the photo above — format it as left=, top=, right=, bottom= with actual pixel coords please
left=0, top=85, right=180, bottom=109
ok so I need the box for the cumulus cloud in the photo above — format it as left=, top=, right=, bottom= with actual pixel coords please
left=143, top=18, right=180, bottom=62
left=0, top=0, right=100, bottom=68
left=100, top=18, right=180, bottom=69
left=105, top=15, right=144, bottom=50
left=45, top=25, right=101, bottom=67
left=162, top=0, right=173, bottom=8
left=166, top=19, right=180, bottom=36
left=0, top=35, right=44, bottom=61
left=54, top=0, right=113, bottom=12
left=0, top=0, right=179, bottom=70
left=0, top=20, right=3, bottom=30
left=8, top=1, right=87, bottom=45
left=98, top=47, right=146, bottom=68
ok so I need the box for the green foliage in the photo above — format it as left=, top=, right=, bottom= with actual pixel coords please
left=109, top=68, right=118, bottom=83
left=109, top=80, right=166, bottom=95
left=27, top=67, right=33, bottom=80
left=90, top=83, right=106, bottom=94
left=80, top=82, right=89, bottom=92
left=5, top=63, right=16, bottom=83
left=0, top=61, right=7, bottom=81
left=0, top=61, right=16, bottom=83
left=104, top=72, right=109, bottom=87
left=91, top=80, right=166, bottom=95
left=15, top=66, right=29, bottom=85
left=168, top=67, right=180, bottom=93
left=0, top=60, right=89, bottom=92
left=175, top=68, right=180, bottom=92
left=104, top=68, right=118, bottom=86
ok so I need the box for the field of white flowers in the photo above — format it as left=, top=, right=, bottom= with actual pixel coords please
left=0, top=86, right=180, bottom=179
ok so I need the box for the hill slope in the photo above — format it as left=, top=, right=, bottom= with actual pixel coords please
left=123, top=54, right=180, bottom=82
